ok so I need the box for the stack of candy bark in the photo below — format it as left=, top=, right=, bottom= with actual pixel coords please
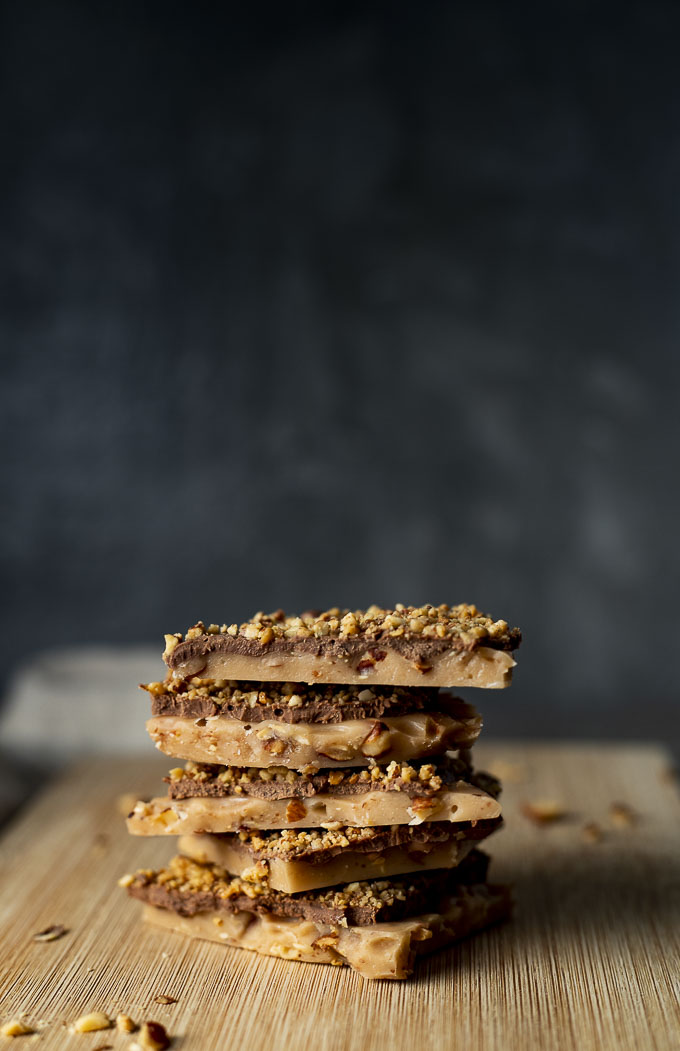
left=121, top=603, right=521, bottom=979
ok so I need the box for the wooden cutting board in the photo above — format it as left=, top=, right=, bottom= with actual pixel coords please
left=0, top=743, right=679, bottom=1051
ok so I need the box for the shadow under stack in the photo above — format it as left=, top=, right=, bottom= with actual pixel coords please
left=121, top=604, right=521, bottom=980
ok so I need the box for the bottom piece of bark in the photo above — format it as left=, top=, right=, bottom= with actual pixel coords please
left=141, top=881, right=511, bottom=980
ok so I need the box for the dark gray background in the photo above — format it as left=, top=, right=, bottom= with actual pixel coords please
left=2, top=1, right=679, bottom=742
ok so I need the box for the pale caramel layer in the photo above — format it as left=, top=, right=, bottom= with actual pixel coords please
left=141, top=882, right=510, bottom=979
left=127, top=782, right=501, bottom=835
left=178, top=833, right=476, bottom=893
left=146, top=709, right=481, bottom=769
left=170, top=645, right=515, bottom=689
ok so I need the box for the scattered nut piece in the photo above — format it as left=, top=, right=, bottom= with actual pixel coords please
left=153, top=996, right=177, bottom=1005
left=1, top=1019, right=34, bottom=1037
left=118, top=873, right=135, bottom=888
left=116, top=1014, right=137, bottom=1033
left=582, top=822, right=603, bottom=843
left=33, top=924, right=67, bottom=942
left=609, top=802, right=636, bottom=828
left=135, top=1020, right=171, bottom=1049
left=72, top=1011, right=112, bottom=1033
left=93, top=1045, right=113, bottom=1050
left=520, top=799, right=567, bottom=824
left=486, top=759, right=528, bottom=784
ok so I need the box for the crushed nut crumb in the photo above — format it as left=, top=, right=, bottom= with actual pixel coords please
left=116, top=1014, right=137, bottom=1033
left=72, top=1012, right=111, bottom=1033
left=520, top=800, right=567, bottom=824
left=153, top=996, right=177, bottom=1005
left=609, top=802, right=636, bottom=828
left=134, top=1020, right=171, bottom=1049
left=32, top=924, right=67, bottom=942
left=1, top=1019, right=34, bottom=1037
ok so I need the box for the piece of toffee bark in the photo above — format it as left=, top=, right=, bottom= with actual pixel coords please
left=127, top=853, right=511, bottom=980
left=127, top=767, right=501, bottom=834
left=142, top=679, right=442, bottom=724
left=146, top=704, right=481, bottom=770
left=125, top=850, right=490, bottom=924
left=163, top=604, right=521, bottom=689
left=179, top=819, right=501, bottom=893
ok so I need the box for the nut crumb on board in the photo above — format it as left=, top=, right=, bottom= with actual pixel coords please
left=72, top=1011, right=112, bottom=1033
left=520, top=799, right=567, bottom=824
left=1, top=1019, right=34, bottom=1037
left=116, top=1014, right=137, bottom=1033
left=153, top=996, right=177, bottom=1005
left=581, top=822, right=603, bottom=844
left=32, top=924, right=67, bottom=942
left=609, top=802, right=636, bottom=827
left=133, top=1021, right=171, bottom=1050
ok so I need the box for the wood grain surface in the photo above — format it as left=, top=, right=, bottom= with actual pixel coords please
left=0, top=743, right=678, bottom=1051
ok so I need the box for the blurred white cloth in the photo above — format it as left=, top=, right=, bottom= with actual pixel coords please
left=0, top=646, right=165, bottom=821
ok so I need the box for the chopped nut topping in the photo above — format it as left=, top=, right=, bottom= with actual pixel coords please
left=33, top=924, right=67, bottom=942
left=118, top=873, right=136, bottom=888
left=609, top=802, right=637, bottom=827
left=1, top=1019, right=34, bottom=1037
left=116, top=1014, right=137, bottom=1033
left=72, top=1011, right=112, bottom=1033
left=167, top=604, right=519, bottom=652
left=520, top=800, right=567, bottom=825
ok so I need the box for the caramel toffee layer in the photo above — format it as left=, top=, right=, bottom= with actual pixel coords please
left=128, top=777, right=501, bottom=834
left=126, top=850, right=490, bottom=927
left=165, top=757, right=500, bottom=802
left=143, top=679, right=441, bottom=724
left=147, top=707, right=481, bottom=769
left=163, top=605, right=520, bottom=689
left=142, top=881, right=511, bottom=980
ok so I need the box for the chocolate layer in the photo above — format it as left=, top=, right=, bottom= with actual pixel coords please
left=165, top=758, right=500, bottom=802
left=127, top=850, right=491, bottom=927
